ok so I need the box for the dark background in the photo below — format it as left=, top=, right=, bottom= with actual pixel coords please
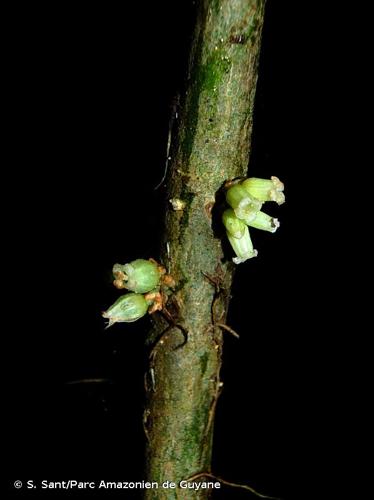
left=3, top=1, right=337, bottom=499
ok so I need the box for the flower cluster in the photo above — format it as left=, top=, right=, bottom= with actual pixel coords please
left=223, top=176, right=285, bottom=264
left=102, top=259, right=174, bottom=327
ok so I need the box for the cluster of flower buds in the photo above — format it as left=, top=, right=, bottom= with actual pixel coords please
left=102, top=259, right=174, bottom=328
left=223, top=176, right=285, bottom=264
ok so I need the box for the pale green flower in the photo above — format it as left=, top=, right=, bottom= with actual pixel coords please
left=113, top=259, right=161, bottom=293
left=102, top=293, right=149, bottom=327
left=241, top=176, right=285, bottom=205
left=226, top=184, right=262, bottom=221
left=227, top=226, right=258, bottom=264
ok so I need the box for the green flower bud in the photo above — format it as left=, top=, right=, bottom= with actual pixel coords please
left=102, top=292, right=149, bottom=327
left=241, top=210, right=280, bottom=233
left=113, top=259, right=161, bottom=294
left=241, top=176, right=285, bottom=205
left=226, top=184, right=262, bottom=221
left=222, top=208, right=246, bottom=239
left=227, top=226, right=258, bottom=264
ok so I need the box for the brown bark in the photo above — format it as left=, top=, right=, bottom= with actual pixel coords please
left=144, top=1, right=266, bottom=498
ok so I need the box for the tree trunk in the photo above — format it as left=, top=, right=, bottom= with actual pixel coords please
left=144, top=1, right=266, bottom=497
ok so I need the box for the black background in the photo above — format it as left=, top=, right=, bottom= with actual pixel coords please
left=3, top=1, right=340, bottom=499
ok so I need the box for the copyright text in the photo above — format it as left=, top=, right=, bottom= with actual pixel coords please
left=16, top=480, right=221, bottom=491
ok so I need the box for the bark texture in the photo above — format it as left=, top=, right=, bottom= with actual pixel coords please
left=144, top=1, right=266, bottom=498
